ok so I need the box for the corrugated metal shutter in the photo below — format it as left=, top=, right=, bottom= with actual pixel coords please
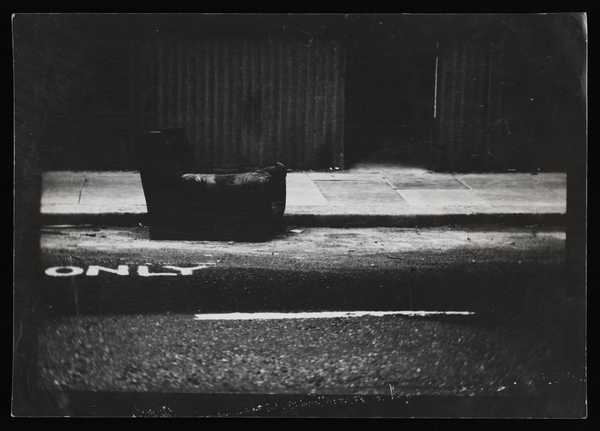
left=132, top=36, right=345, bottom=170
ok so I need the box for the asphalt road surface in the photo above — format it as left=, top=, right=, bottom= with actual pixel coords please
left=33, top=226, right=585, bottom=417
left=40, top=226, right=567, bottom=315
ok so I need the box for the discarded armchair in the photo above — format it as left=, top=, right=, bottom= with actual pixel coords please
left=137, top=129, right=287, bottom=240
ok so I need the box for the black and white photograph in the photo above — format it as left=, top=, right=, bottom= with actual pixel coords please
left=12, top=12, right=587, bottom=418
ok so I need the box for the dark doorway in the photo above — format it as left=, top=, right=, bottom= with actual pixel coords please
left=344, top=17, right=437, bottom=168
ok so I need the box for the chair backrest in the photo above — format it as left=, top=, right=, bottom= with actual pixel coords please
left=137, top=128, right=194, bottom=178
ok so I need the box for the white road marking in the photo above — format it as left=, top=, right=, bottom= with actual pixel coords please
left=163, top=264, right=216, bottom=275
left=45, top=266, right=85, bottom=277
left=86, top=265, right=129, bottom=276
left=44, top=263, right=217, bottom=277
left=137, top=265, right=177, bottom=277
left=193, top=311, right=475, bottom=321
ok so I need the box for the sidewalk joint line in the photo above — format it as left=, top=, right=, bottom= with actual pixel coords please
left=382, top=176, right=397, bottom=191
left=454, top=177, right=472, bottom=190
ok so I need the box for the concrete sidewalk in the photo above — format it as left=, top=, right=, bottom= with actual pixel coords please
left=41, top=167, right=566, bottom=226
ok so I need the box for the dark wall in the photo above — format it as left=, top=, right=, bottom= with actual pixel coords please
left=39, top=38, right=131, bottom=170
left=21, top=14, right=585, bottom=172
left=29, top=14, right=350, bottom=171
left=496, top=14, right=585, bottom=172
left=13, top=14, right=133, bottom=170
left=344, top=15, right=437, bottom=167
left=133, top=35, right=345, bottom=170
left=433, top=14, right=586, bottom=172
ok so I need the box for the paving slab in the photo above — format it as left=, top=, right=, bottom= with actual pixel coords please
left=385, top=174, right=467, bottom=190
left=306, top=172, right=387, bottom=183
left=41, top=172, right=87, bottom=213
left=396, top=190, right=491, bottom=214
left=457, top=173, right=566, bottom=190
left=475, top=189, right=567, bottom=213
left=313, top=180, right=408, bottom=205
left=286, top=173, right=327, bottom=206
left=79, top=172, right=147, bottom=213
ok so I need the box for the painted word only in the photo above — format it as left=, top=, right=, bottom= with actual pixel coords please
left=44, top=263, right=216, bottom=277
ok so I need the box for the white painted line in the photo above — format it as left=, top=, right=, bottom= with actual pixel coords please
left=193, top=311, right=475, bottom=321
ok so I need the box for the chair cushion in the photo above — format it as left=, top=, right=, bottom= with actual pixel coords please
left=180, top=171, right=272, bottom=191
